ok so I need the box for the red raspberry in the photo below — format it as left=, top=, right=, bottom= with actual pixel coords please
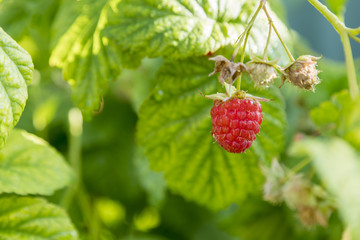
left=210, top=98, right=263, bottom=153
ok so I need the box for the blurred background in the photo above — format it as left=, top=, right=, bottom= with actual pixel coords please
left=0, top=0, right=359, bottom=239
left=283, top=0, right=360, bottom=60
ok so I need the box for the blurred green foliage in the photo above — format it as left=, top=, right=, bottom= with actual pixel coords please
left=0, top=0, right=359, bottom=239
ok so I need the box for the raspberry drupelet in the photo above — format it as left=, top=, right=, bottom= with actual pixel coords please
left=210, top=98, right=263, bottom=153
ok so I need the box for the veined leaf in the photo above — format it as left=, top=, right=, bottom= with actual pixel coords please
left=50, top=0, right=122, bottom=118
left=0, top=195, right=78, bottom=239
left=310, top=90, right=360, bottom=149
left=105, top=0, right=291, bottom=63
left=137, top=56, right=286, bottom=210
left=0, top=27, right=33, bottom=148
left=0, top=129, right=74, bottom=195
left=290, top=137, right=360, bottom=240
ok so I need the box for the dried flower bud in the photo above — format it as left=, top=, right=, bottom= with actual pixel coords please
left=283, top=175, right=314, bottom=209
left=209, top=55, right=247, bottom=85
left=296, top=205, right=330, bottom=227
left=248, top=62, right=278, bottom=88
left=261, top=160, right=287, bottom=204
left=282, top=174, right=334, bottom=227
left=282, top=55, right=321, bottom=91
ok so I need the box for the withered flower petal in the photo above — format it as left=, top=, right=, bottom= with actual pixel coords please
left=282, top=55, right=321, bottom=91
left=209, top=55, right=247, bottom=85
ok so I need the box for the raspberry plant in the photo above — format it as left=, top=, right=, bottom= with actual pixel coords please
left=0, top=0, right=359, bottom=239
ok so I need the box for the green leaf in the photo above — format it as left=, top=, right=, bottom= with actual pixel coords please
left=326, top=0, right=347, bottom=17
left=220, top=198, right=342, bottom=240
left=0, top=195, right=78, bottom=239
left=0, top=0, right=58, bottom=40
left=0, top=129, right=74, bottom=195
left=105, top=0, right=291, bottom=62
left=0, top=27, right=33, bottom=148
left=310, top=90, right=360, bottom=149
left=289, top=137, right=360, bottom=240
left=136, top=56, right=286, bottom=210
left=0, top=0, right=60, bottom=70
left=50, top=0, right=122, bottom=118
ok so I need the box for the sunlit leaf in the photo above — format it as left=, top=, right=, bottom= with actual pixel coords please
left=105, top=0, right=291, bottom=63
left=50, top=0, right=122, bottom=118
left=0, top=195, right=78, bottom=239
left=0, top=27, right=33, bottom=148
left=0, top=129, right=73, bottom=195
left=137, top=56, right=286, bottom=210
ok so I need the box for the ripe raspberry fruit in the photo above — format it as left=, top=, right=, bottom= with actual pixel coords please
left=211, top=98, right=263, bottom=153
